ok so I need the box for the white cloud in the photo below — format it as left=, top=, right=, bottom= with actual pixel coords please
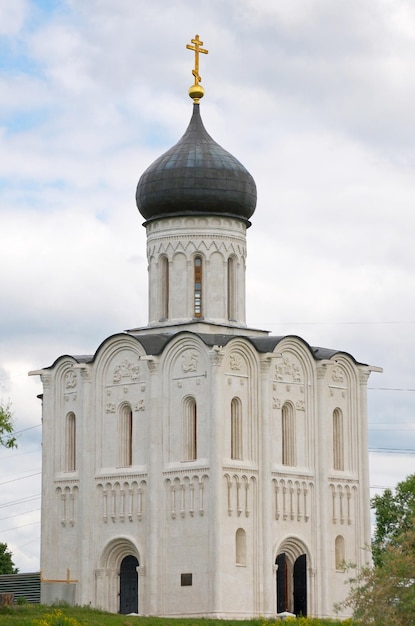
left=0, top=0, right=28, bottom=36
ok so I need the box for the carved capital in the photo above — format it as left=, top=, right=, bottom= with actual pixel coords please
left=40, top=373, right=52, bottom=388
left=79, top=366, right=93, bottom=383
left=316, top=364, right=328, bottom=380
left=259, top=354, right=273, bottom=375
left=209, top=346, right=225, bottom=367
left=359, top=369, right=371, bottom=385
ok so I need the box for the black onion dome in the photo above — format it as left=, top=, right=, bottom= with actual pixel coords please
left=136, top=104, right=257, bottom=224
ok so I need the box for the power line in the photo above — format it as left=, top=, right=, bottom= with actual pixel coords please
left=0, top=520, right=40, bottom=533
left=0, top=472, right=41, bottom=486
left=254, top=321, right=415, bottom=326
left=0, top=494, right=41, bottom=509
left=16, top=538, right=40, bottom=550
left=0, top=508, right=41, bottom=523
left=14, top=424, right=41, bottom=435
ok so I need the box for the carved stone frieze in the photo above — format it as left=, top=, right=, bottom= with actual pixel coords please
left=96, top=479, right=146, bottom=524
left=275, top=354, right=303, bottom=383
left=273, top=397, right=282, bottom=409
left=165, top=474, right=208, bottom=519
left=113, top=360, right=140, bottom=384
left=272, top=477, right=313, bottom=523
left=181, top=351, right=198, bottom=373
left=65, top=370, right=77, bottom=389
left=64, top=393, right=77, bottom=403
left=331, top=365, right=345, bottom=384
left=230, top=352, right=243, bottom=371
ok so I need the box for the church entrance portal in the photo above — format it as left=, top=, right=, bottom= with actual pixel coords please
left=119, top=555, right=139, bottom=614
left=276, top=552, right=307, bottom=616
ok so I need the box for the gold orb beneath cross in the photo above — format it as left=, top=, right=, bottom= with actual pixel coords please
left=188, top=84, right=205, bottom=103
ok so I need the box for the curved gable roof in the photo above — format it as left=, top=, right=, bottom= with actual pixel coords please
left=43, top=331, right=366, bottom=369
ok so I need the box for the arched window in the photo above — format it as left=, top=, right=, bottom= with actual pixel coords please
left=160, top=255, right=169, bottom=320
left=183, top=397, right=197, bottom=461
left=194, top=256, right=202, bottom=318
left=118, top=405, right=133, bottom=467
left=333, top=408, right=344, bottom=471
left=227, top=256, right=237, bottom=321
left=335, top=535, right=345, bottom=570
left=282, top=403, right=296, bottom=466
left=231, top=397, right=243, bottom=460
left=65, top=412, right=76, bottom=472
left=235, top=528, right=246, bottom=565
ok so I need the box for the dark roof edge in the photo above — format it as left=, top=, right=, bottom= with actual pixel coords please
left=41, top=331, right=367, bottom=369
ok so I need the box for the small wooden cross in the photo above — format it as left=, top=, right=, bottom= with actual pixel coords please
left=186, top=34, right=208, bottom=86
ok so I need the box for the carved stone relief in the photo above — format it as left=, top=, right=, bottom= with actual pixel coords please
left=113, top=360, right=140, bottom=384
left=65, top=370, right=77, bottom=389
left=275, top=354, right=303, bottom=383
left=230, top=352, right=243, bottom=371
left=181, top=351, right=198, bottom=373
left=331, top=365, right=345, bottom=384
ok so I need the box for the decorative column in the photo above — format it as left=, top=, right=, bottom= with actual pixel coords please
left=358, top=367, right=373, bottom=567
left=315, top=363, right=330, bottom=618
left=142, top=356, right=160, bottom=615
left=36, top=371, right=53, bottom=587
left=259, top=354, right=275, bottom=617
left=208, top=346, right=225, bottom=614
left=76, top=364, right=93, bottom=606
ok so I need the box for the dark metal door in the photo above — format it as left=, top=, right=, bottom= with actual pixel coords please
left=276, top=553, right=287, bottom=613
left=119, top=555, right=138, bottom=614
left=293, top=554, right=307, bottom=616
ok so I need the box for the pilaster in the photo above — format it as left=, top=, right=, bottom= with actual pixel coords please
left=208, top=346, right=225, bottom=613
left=142, top=355, right=161, bottom=615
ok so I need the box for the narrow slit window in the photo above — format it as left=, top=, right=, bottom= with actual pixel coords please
left=65, top=412, right=76, bottom=472
left=119, top=405, right=133, bottom=467
left=183, top=397, right=197, bottom=461
left=231, top=397, right=243, bottom=460
left=335, top=535, right=345, bottom=570
left=194, top=257, right=202, bottom=318
left=227, top=256, right=236, bottom=321
left=333, top=408, right=344, bottom=471
left=235, top=528, right=247, bottom=565
left=160, top=255, right=169, bottom=320
left=282, top=403, right=296, bottom=466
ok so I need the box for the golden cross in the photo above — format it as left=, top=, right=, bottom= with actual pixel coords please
left=186, top=34, right=208, bottom=86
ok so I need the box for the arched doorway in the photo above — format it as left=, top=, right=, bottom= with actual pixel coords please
left=275, top=542, right=308, bottom=616
left=98, top=538, right=140, bottom=614
left=119, top=555, right=139, bottom=614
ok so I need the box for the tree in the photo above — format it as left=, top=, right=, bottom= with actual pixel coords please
left=371, top=473, right=415, bottom=567
left=0, top=401, right=17, bottom=449
left=0, top=543, right=18, bottom=574
left=338, top=474, right=415, bottom=624
left=341, top=525, right=415, bottom=626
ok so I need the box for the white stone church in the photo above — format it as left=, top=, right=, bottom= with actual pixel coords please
left=32, top=40, right=379, bottom=618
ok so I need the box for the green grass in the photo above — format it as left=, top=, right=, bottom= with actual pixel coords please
left=0, top=605, right=359, bottom=626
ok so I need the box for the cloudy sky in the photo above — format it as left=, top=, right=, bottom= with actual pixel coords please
left=1, top=0, right=415, bottom=573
